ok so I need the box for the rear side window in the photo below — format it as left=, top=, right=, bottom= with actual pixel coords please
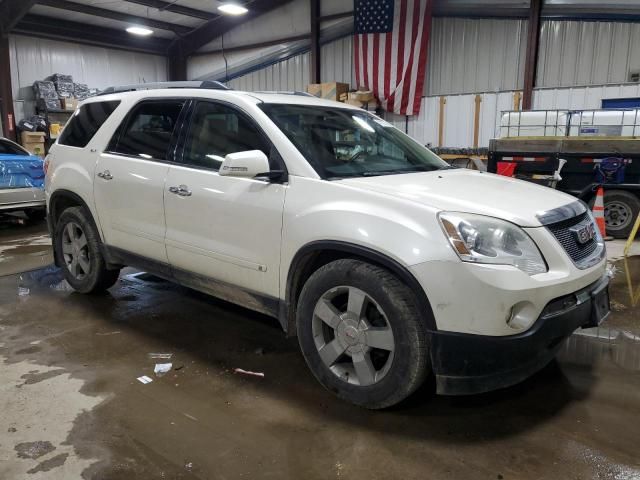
left=110, top=100, right=185, bottom=161
left=58, top=100, right=120, bottom=148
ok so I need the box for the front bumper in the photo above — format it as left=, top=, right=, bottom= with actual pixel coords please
left=431, top=274, right=610, bottom=395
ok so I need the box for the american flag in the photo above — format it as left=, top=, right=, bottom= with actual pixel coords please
left=354, top=0, right=432, bottom=116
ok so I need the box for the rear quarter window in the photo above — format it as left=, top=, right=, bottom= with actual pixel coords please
left=58, top=100, right=121, bottom=148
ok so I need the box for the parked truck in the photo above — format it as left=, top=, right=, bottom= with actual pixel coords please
left=488, top=109, right=640, bottom=238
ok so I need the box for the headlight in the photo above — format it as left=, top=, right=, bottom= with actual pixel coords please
left=438, top=212, right=547, bottom=275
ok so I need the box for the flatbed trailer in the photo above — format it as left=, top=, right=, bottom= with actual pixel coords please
left=488, top=137, right=640, bottom=238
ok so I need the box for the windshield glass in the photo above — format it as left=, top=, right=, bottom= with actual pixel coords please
left=259, top=104, right=448, bottom=179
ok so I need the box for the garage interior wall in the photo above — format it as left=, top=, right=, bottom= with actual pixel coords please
left=9, top=34, right=167, bottom=121
left=199, top=14, right=640, bottom=148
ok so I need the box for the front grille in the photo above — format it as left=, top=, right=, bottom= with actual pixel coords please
left=546, top=212, right=599, bottom=264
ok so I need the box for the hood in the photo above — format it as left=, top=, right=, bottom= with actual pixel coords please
left=337, top=169, right=577, bottom=227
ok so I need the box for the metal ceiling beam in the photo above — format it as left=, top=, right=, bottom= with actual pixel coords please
left=122, top=0, right=216, bottom=21
left=13, top=14, right=171, bottom=55
left=172, top=0, right=294, bottom=58
left=0, top=0, right=39, bottom=35
left=36, top=0, right=192, bottom=34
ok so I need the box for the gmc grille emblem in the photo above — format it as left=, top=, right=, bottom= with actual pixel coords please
left=570, top=221, right=596, bottom=245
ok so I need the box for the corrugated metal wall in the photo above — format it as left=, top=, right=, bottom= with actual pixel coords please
left=226, top=36, right=352, bottom=92
left=426, top=18, right=528, bottom=96
left=320, top=36, right=353, bottom=86
left=537, top=20, right=640, bottom=87
left=386, top=91, right=518, bottom=148
left=227, top=52, right=310, bottom=92
left=9, top=34, right=167, bottom=122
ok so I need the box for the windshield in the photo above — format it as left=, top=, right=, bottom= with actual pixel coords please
left=259, top=104, right=448, bottom=179
left=0, top=139, right=29, bottom=156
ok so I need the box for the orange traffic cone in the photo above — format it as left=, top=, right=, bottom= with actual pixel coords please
left=593, top=186, right=606, bottom=237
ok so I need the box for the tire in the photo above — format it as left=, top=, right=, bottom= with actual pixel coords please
left=53, top=206, right=120, bottom=293
left=296, top=259, right=430, bottom=409
left=25, top=208, right=46, bottom=222
left=602, top=190, right=640, bottom=239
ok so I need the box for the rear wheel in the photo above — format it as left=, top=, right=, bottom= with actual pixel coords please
left=54, top=206, right=120, bottom=293
left=297, top=259, right=430, bottom=409
left=603, top=190, right=640, bottom=239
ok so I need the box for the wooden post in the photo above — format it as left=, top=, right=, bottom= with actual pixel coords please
left=473, top=94, right=482, bottom=148
left=513, top=91, right=522, bottom=111
left=438, top=96, right=446, bottom=147
left=522, top=0, right=542, bottom=110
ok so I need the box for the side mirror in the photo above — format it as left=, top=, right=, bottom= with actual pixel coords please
left=219, top=150, right=270, bottom=178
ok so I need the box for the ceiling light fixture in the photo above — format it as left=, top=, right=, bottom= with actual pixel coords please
left=217, top=3, right=248, bottom=15
left=126, top=26, right=153, bottom=36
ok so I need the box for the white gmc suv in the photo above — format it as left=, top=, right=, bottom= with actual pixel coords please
left=45, top=82, right=610, bottom=408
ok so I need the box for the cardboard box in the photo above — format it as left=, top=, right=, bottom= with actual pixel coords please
left=307, top=83, right=322, bottom=98
left=322, top=82, right=349, bottom=102
left=20, top=131, right=45, bottom=145
left=61, top=98, right=78, bottom=111
left=307, top=82, right=350, bottom=102
left=349, top=90, right=375, bottom=102
left=20, top=131, right=46, bottom=157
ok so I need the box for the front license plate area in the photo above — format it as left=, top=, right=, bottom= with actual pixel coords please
left=590, top=285, right=611, bottom=327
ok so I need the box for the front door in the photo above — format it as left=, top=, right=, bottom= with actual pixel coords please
left=93, top=99, right=186, bottom=262
left=164, top=100, right=286, bottom=299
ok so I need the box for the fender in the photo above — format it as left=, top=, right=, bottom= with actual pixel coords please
left=282, top=240, right=438, bottom=335
left=48, top=189, right=110, bottom=267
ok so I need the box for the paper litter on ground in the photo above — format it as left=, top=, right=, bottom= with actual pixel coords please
left=154, top=363, right=172, bottom=376
left=148, top=353, right=173, bottom=359
left=137, top=375, right=153, bottom=384
left=233, top=368, right=265, bottom=378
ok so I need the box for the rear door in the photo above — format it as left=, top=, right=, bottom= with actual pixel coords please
left=93, top=99, right=186, bottom=263
left=164, top=100, right=287, bottom=298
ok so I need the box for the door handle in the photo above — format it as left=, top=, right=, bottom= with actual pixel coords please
left=169, top=185, right=192, bottom=197
left=97, top=170, right=113, bottom=180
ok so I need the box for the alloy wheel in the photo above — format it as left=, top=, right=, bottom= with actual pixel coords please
left=312, top=286, right=395, bottom=386
left=61, top=222, right=91, bottom=280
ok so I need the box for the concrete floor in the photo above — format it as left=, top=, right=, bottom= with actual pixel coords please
left=1, top=212, right=640, bottom=480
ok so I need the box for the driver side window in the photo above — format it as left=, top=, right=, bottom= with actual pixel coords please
left=182, top=101, right=270, bottom=171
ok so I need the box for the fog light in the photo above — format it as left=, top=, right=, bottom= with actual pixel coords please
left=507, top=302, right=537, bottom=331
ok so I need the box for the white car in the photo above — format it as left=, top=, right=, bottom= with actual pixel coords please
left=45, top=82, right=610, bottom=408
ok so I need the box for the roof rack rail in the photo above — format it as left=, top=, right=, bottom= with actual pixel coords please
left=98, top=80, right=231, bottom=96
left=253, top=90, right=314, bottom=97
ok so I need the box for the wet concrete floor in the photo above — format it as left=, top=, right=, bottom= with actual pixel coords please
left=1, top=216, right=640, bottom=479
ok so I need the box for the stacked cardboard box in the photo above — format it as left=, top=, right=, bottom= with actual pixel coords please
left=20, top=132, right=46, bottom=157
left=307, top=82, right=350, bottom=102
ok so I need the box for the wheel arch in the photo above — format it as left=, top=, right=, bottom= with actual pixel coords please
left=48, top=189, right=108, bottom=267
left=282, top=240, right=437, bottom=336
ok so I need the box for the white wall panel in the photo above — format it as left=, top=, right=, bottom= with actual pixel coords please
left=426, top=17, right=528, bottom=96
left=533, top=84, right=640, bottom=110
left=9, top=34, right=167, bottom=121
left=320, top=36, right=353, bottom=86
left=227, top=53, right=310, bottom=92
left=537, top=20, right=640, bottom=88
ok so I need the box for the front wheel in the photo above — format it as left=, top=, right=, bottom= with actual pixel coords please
left=297, top=259, right=430, bottom=409
left=54, top=206, right=120, bottom=293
